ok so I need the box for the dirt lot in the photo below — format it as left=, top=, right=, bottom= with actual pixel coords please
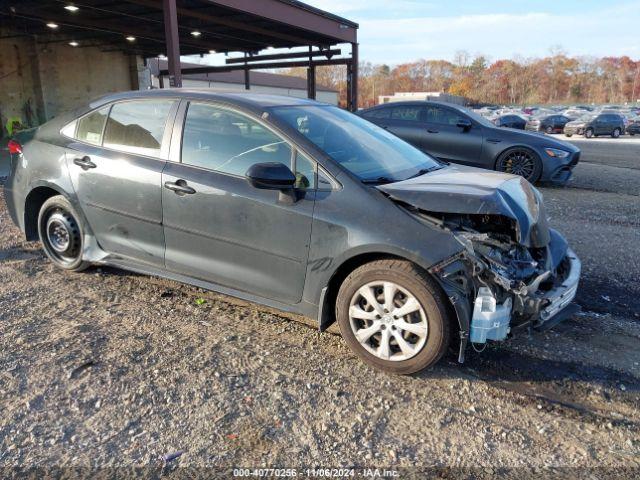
left=1, top=140, right=639, bottom=477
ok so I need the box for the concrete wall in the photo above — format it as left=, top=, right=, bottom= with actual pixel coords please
left=0, top=30, right=148, bottom=137
left=153, top=76, right=339, bottom=105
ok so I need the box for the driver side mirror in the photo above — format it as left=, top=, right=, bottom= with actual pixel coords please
left=456, top=118, right=472, bottom=131
left=246, top=162, right=296, bottom=190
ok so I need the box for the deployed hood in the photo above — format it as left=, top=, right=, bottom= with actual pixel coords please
left=378, top=164, right=551, bottom=248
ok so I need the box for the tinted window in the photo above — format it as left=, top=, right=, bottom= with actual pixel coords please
left=103, top=100, right=174, bottom=156
left=181, top=103, right=292, bottom=177
left=76, top=107, right=109, bottom=145
left=363, top=108, right=391, bottom=119
left=391, top=106, right=421, bottom=122
left=423, top=106, right=465, bottom=126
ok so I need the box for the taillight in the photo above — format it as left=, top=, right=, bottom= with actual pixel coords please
left=7, top=139, right=22, bottom=155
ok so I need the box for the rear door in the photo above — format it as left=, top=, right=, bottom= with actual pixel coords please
left=161, top=101, right=315, bottom=304
left=420, top=105, right=484, bottom=165
left=66, top=98, right=177, bottom=266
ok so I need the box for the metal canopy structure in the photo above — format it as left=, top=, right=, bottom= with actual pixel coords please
left=1, top=0, right=359, bottom=110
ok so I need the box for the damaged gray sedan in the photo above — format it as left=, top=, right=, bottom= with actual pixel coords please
left=4, top=90, right=580, bottom=374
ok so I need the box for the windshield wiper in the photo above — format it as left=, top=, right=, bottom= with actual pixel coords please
left=406, top=165, right=443, bottom=180
left=362, top=176, right=396, bottom=185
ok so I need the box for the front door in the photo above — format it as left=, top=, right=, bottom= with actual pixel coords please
left=161, top=102, right=315, bottom=304
left=420, top=105, right=485, bottom=166
left=66, top=99, right=176, bottom=266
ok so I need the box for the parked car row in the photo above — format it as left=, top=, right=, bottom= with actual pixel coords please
left=474, top=103, right=640, bottom=138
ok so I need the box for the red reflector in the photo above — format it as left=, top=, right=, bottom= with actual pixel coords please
left=7, top=139, right=22, bottom=155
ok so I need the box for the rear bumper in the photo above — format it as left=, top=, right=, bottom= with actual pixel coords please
left=2, top=176, right=20, bottom=229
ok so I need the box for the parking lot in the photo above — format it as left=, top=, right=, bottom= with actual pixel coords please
left=0, top=137, right=639, bottom=474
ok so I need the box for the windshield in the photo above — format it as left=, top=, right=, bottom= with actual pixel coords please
left=461, top=107, right=496, bottom=128
left=269, top=105, right=442, bottom=183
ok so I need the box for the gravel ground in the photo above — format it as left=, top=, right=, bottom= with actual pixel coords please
left=1, top=141, right=639, bottom=477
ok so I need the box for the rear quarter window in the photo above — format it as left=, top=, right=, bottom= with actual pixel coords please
left=75, top=107, right=110, bottom=145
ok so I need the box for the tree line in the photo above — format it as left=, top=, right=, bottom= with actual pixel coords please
left=283, top=51, right=640, bottom=108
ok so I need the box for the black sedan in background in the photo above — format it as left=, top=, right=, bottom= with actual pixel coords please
left=526, top=115, right=571, bottom=134
left=494, top=114, right=527, bottom=130
left=358, top=101, right=580, bottom=184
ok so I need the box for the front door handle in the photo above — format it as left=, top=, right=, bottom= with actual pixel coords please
left=73, top=156, right=97, bottom=170
left=427, top=129, right=439, bottom=134
left=164, top=180, right=196, bottom=196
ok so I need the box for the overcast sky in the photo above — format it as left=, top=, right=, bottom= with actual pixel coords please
left=303, top=0, right=640, bottom=64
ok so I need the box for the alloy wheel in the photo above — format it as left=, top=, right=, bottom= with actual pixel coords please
left=348, top=281, right=428, bottom=362
left=498, top=150, right=537, bottom=179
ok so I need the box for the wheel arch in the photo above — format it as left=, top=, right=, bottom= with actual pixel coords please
left=317, top=249, right=453, bottom=333
left=23, top=184, right=67, bottom=241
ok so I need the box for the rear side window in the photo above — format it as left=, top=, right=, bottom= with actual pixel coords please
left=181, top=102, right=292, bottom=177
left=75, top=107, right=110, bottom=145
left=103, top=100, right=174, bottom=156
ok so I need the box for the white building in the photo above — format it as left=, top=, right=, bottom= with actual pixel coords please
left=378, top=92, right=466, bottom=106
left=149, top=59, right=339, bottom=105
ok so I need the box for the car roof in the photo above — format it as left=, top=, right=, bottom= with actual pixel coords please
left=90, top=88, right=330, bottom=113
left=362, top=101, right=470, bottom=112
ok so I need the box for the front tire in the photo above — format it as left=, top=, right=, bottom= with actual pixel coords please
left=545, top=126, right=554, bottom=134
left=495, top=147, right=542, bottom=183
left=585, top=128, right=594, bottom=138
left=336, top=259, right=451, bottom=375
left=612, top=128, right=621, bottom=138
left=37, top=195, right=89, bottom=271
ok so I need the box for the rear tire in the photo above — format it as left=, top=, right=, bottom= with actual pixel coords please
left=585, top=128, right=594, bottom=139
left=565, top=134, right=573, bottom=138
left=545, top=126, right=554, bottom=134
left=612, top=128, right=621, bottom=138
left=37, top=195, right=89, bottom=272
left=336, top=259, right=451, bottom=375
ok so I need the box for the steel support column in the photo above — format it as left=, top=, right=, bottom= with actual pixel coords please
left=307, top=47, right=316, bottom=100
left=244, top=53, right=250, bottom=90
left=162, top=0, right=182, bottom=87
left=349, top=42, right=359, bottom=112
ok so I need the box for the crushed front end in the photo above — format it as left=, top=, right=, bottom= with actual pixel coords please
left=378, top=169, right=581, bottom=362
left=426, top=215, right=581, bottom=361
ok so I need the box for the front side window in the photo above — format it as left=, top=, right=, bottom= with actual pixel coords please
left=425, top=106, right=466, bottom=126
left=181, top=103, right=292, bottom=177
left=103, top=100, right=174, bottom=156
left=270, top=105, right=441, bottom=184
left=75, top=106, right=110, bottom=145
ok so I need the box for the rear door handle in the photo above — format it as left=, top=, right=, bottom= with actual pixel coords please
left=73, top=156, right=97, bottom=170
left=427, top=129, right=439, bottom=134
left=164, top=180, right=196, bottom=196
left=486, top=138, right=502, bottom=144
